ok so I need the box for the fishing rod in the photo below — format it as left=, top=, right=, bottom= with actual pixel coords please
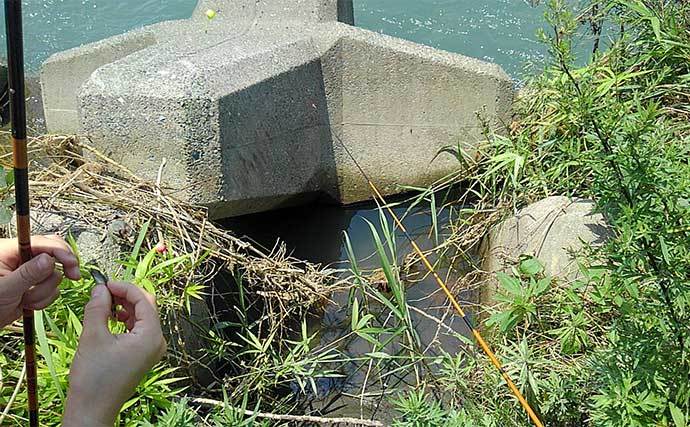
left=5, top=1, right=39, bottom=425
left=335, top=135, right=544, bottom=427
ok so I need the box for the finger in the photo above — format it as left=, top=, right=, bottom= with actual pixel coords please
left=0, top=307, right=22, bottom=328
left=0, top=254, right=55, bottom=298
left=115, top=307, right=135, bottom=331
left=115, top=308, right=129, bottom=322
left=107, top=282, right=159, bottom=334
left=30, top=235, right=80, bottom=280
left=113, top=296, right=135, bottom=319
left=24, top=287, right=60, bottom=311
left=21, top=271, right=62, bottom=306
left=82, top=285, right=113, bottom=338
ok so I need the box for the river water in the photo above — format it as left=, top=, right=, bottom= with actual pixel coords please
left=0, top=0, right=547, bottom=77
left=224, top=194, right=478, bottom=421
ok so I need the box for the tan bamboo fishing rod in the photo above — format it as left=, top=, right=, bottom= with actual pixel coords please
left=5, top=0, right=39, bottom=425
left=336, top=137, right=544, bottom=427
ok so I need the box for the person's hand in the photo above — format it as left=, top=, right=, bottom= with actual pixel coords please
left=0, top=235, right=80, bottom=327
left=63, top=282, right=166, bottom=427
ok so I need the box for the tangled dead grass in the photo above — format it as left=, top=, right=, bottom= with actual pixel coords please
left=0, top=132, right=347, bottom=375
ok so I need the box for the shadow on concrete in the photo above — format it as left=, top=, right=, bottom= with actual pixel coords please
left=217, top=58, right=340, bottom=213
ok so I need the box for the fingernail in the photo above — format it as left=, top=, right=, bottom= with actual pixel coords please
left=36, top=254, right=49, bottom=270
left=91, top=285, right=106, bottom=298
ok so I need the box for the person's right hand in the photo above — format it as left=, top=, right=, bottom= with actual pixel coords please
left=0, top=235, right=81, bottom=328
left=63, top=282, right=167, bottom=427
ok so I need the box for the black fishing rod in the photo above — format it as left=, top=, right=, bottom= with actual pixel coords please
left=5, top=0, right=39, bottom=425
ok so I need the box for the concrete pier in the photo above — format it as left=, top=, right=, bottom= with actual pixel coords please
left=40, top=0, right=514, bottom=218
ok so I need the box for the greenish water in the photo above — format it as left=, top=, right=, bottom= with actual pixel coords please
left=0, top=0, right=547, bottom=77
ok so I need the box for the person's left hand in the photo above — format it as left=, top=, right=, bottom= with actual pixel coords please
left=64, top=282, right=166, bottom=427
left=0, top=235, right=81, bottom=327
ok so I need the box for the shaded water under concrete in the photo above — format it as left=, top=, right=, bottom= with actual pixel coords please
left=224, top=197, right=477, bottom=419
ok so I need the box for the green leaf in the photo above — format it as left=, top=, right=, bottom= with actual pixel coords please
left=533, top=277, right=551, bottom=296
left=366, top=352, right=392, bottom=359
left=36, top=310, right=66, bottom=402
left=44, top=312, right=67, bottom=344
left=512, top=153, right=525, bottom=187
left=2, top=196, right=15, bottom=207
left=364, top=219, right=401, bottom=306
left=619, top=0, right=651, bottom=18
left=147, top=254, right=192, bottom=275
left=659, top=236, right=671, bottom=265
left=670, top=403, right=686, bottom=427
left=343, top=232, right=363, bottom=285
left=351, top=297, right=359, bottom=332
left=486, top=311, right=519, bottom=333
left=135, top=248, right=157, bottom=282
left=650, top=16, right=661, bottom=41
left=356, top=331, right=380, bottom=346
left=124, top=220, right=150, bottom=281
left=356, top=314, right=375, bottom=331
left=613, top=295, right=624, bottom=307
left=140, top=277, right=156, bottom=294
left=365, top=283, right=404, bottom=321
left=519, top=257, right=544, bottom=277
left=496, top=272, right=522, bottom=296
left=0, top=206, right=12, bottom=225
left=68, top=308, right=83, bottom=337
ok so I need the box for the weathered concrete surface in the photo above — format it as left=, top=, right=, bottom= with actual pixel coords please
left=41, top=0, right=514, bottom=218
left=40, top=29, right=159, bottom=133
left=480, top=196, right=611, bottom=304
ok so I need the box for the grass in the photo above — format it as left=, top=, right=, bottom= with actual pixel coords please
left=1, top=0, right=689, bottom=425
left=375, top=0, right=690, bottom=425
left=0, top=136, right=346, bottom=425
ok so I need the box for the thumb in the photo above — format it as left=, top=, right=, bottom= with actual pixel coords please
left=2, top=254, right=54, bottom=296
left=82, top=285, right=113, bottom=337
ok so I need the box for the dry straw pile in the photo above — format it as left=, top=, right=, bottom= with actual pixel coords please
left=0, top=132, right=345, bottom=372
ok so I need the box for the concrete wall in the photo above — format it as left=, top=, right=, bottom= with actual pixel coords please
left=331, top=26, right=512, bottom=203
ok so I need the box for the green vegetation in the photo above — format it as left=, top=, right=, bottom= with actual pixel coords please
left=387, top=0, right=690, bottom=425
left=2, top=0, right=689, bottom=425
left=0, top=139, right=342, bottom=425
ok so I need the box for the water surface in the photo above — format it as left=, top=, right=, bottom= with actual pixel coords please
left=1, top=0, right=547, bottom=77
left=226, top=197, right=476, bottom=420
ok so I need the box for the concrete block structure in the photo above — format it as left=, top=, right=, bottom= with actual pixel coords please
left=40, top=0, right=514, bottom=218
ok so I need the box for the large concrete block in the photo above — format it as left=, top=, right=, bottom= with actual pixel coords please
left=41, top=0, right=514, bottom=218
left=330, top=27, right=512, bottom=203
